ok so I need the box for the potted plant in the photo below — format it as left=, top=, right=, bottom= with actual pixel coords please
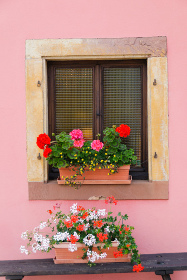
left=36, top=124, right=137, bottom=188
left=20, top=197, right=144, bottom=272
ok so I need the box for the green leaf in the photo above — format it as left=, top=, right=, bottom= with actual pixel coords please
left=67, top=148, right=80, bottom=159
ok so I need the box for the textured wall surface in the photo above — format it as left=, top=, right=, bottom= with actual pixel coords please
left=0, top=0, right=187, bottom=279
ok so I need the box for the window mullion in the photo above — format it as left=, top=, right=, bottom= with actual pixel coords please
left=93, top=64, right=101, bottom=139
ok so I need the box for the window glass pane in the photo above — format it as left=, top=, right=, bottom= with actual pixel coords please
left=103, top=67, right=142, bottom=164
left=55, top=68, right=93, bottom=140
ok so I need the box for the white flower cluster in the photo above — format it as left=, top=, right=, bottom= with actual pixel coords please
left=32, top=243, right=41, bottom=253
left=88, top=209, right=106, bottom=220
left=53, top=231, right=70, bottom=241
left=39, top=222, right=47, bottom=229
left=97, top=209, right=106, bottom=217
left=40, top=237, right=50, bottom=251
left=33, top=234, right=50, bottom=252
left=21, top=231, right=28, bottom=240
left=88, top=210, right=98, bottom=220
left=87, top=249, right=107, bottom=263
left=84, top=223, right=90, bottom=230
left=20, top=245, right=29, bottom=255
left=83, top=234, right=96, bottom=246
left=70, top=203, right=78, bottom=214
left=104, top=226, right=110, bottom=233
left=34, top=233, right=43, bottom=242
left=68, top=243, right=77, bottom=252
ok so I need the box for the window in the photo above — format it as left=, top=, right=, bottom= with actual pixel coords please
left=47, top=60, right=148, bottom=180
left=26, top=37, right=169, bottom=200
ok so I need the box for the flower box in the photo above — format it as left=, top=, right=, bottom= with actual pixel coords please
left=53, top=242, right=131, bottom=264
left=36, top=124, right=137, bottom=188
left=57, top=165, right=132, bottom=185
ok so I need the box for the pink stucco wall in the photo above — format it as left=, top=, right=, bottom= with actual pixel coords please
left=0, top=0, right=187, bottom=279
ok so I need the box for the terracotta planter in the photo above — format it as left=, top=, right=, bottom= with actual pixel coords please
left=57, top=165, right=131, bottom=185
left=53, top=242, right=131, bottom=264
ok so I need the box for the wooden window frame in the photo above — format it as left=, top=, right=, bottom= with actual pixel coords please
left=47, top=60, right=148, bottom=179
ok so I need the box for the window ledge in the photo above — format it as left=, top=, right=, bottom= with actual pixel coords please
left=28, top=180, right=168, bottom=200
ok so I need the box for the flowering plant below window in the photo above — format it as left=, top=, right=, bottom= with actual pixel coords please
left=36, top=124, right=137, bottom=187
left=20, top=197, right=144, bottom=272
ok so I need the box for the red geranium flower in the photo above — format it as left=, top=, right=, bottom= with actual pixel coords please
left=67, top=234, right=79, bottom=244
left=94, top=220, right=103, bottom=228
left=64, top=220, right=73, bottom=228
left=70, top=215, right=79, bottom=223
left=36, top=133, right=51, bottom=149
left=116, top=124, right=131, bottom=138
left=124, top=226, right=129, bottom=232
left=76, top=225, right=84, bottom=231
left=82, top=212, right=88, bottom=219
left=47, top=210, right=52, bottom=214
left=133, top=264, right=144, bottom=272
left=43, top=146, right=52, bottom=158
left=113, top=249, right=123, bottom=258
left=105, top=196, right=118, bottom=205
left=77, top=205, right=85, bottom=211
left=97, top=233, right=108, bottom=242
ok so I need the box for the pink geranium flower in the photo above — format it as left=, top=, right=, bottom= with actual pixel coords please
left=69, top=129, right=83, bottom=140
left=91, top=140, right=104, bottom=152
left=73, top=139, right=85, bottom=148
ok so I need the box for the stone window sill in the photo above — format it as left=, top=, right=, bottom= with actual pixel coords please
left=28, top=180, right=168, bottom=200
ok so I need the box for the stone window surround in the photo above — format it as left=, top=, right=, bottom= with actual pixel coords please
left=26, top=37, right=169, bottom=200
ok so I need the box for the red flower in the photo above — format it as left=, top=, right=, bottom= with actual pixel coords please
left=97, top=233, right=108, bottom=242
left=113, top=249, right=123, bottom=258
left=47, top=210, right=52, bottom=214
left=94, top=220, right=103, bottom=228
left=76, top=225, right=84, bottom=231
left=116, top=124, right=131, bottom=138
left=43, top=146, right=52, bottom=158
left=36, top=133, right=51, bottom=149
left=77, top=205, right=85, bottom=211
left=105, top=196, right=118, bottom=205
left=82, top=212, right=88, bottom=220
left=124, top=226, right=129, bottom=232
left=133, top=264, right=144, bottom=272
left=67, top=234, right=79, bottom=244
left=64, top=220, right=73, bottom=228
left=70, top=215, right=79, bottom=223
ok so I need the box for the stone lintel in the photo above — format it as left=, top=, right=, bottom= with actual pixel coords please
left=26, top=37, right=167, bottom=59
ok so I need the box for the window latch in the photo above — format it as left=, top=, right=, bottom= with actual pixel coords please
left=37, top=153, right=41, bottom=160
